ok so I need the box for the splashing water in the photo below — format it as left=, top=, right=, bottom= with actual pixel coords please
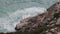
left=0, top=7, right=46, bottom=33
left=0, top=0, right=58, bottom=33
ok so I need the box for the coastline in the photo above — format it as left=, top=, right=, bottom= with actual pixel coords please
left=0, top=2, right=60, bottom=34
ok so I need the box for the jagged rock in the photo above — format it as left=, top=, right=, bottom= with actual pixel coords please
left=15, top=2, right=60, bottom=34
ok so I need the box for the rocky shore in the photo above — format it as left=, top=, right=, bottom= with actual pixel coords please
left=15, top=2, right=60, bottom=34
left=0, top=2, right=60, bottom=34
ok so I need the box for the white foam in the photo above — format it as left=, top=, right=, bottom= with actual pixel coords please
left=0, top=7, right=46, bottom=33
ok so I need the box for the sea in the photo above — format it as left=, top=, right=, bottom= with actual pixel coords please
left=0, top=0, right=58, bottom=33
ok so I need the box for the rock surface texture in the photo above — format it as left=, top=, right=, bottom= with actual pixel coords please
left=15, top=2, right=60, bottom=34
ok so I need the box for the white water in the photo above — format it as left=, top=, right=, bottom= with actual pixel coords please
left=0, top=7, right=46, bottom=33
left=0, top=0, right=58, bottom=33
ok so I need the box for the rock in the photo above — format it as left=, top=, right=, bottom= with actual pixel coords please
left=56, top=18, right=60, bottom=25
left=15, top=12, right=48, bottom=32
left=15, top=2, right=60, bottom=33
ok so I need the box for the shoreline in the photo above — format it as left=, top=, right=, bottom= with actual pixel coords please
left=0, top=2, right=60, bottom=34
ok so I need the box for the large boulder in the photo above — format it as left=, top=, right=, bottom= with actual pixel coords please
left=15, top=2, right=60, bottom=34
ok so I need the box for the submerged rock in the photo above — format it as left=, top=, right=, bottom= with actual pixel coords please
left=15, top=2, right=60, bottom=34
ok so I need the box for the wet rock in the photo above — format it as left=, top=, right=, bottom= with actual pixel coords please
left=15, top=2, right=60, bottom=34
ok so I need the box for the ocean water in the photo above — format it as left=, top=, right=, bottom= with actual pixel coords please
left=0, top=0, right=58, bottom=33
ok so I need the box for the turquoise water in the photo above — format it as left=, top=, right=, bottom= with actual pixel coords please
left=0, top=0, right=58, bottom=33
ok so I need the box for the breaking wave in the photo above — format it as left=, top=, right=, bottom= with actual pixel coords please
left=0, top=7, right=46, bottom=33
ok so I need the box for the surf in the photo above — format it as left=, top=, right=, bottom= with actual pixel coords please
left=0, top=7, right=46, bottom=33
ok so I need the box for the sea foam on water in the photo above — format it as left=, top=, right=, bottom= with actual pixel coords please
left=0, top=7, right=46, bottom=33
